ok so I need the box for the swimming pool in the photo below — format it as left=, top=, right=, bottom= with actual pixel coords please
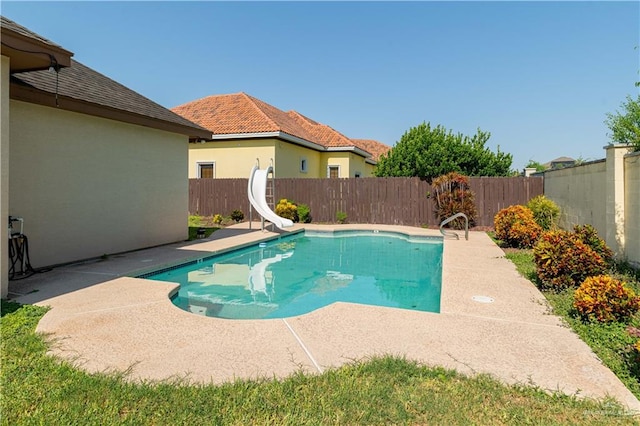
left=144, top=230, right=443, bottom=319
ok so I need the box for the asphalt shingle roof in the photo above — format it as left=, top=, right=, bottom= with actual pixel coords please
left=1, top=16, right=65, bottom=49
left=12, top=59, right=209, bottom=133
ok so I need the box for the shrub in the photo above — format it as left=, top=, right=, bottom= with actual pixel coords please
left=573, top=224, right=614, bottom=266
left=431, top=172, right=477, bottom=230
left=336, top=211, right=347, bottom=224
left=574, top=275, right=640, bottom=323
left=493, top=205, right=542, bottom=248
left=212, top=214, right=223, bottom=225
left=230, top=209, right=244, bottom=222
left=526, top=195, right=560, bottom=231
left=297, top=203, right=312, bottom=223
left=275, top=199, right=298, bottom=221
left=533, top=230, right=607, bottom=289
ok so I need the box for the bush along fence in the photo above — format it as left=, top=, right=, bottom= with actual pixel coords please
left=189, top=176, right=543, bottom=228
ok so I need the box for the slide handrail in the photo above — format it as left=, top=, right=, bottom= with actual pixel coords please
left=439, top=213, right=469, bottom=240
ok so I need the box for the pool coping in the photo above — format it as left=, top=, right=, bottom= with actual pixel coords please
left=8, top=222, right=640, bottom=414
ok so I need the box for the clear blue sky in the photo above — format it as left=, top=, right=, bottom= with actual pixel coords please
left=3, top=1, right=639, bottom=170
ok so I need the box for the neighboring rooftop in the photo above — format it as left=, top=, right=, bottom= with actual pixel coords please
left=543, top=156, right=576, bottom=169
left=352, top=139, right=391, bottom=162
left=172, top=92, right=387, bottom=160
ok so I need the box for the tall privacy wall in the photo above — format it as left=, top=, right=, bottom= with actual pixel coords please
left=189, top=176, right=543, bottom=228
left=544, top=145, right=639, bottom=268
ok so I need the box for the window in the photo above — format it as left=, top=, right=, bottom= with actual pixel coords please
left=198, top=162, right=215, bottom=179
left=327, top=165, right=340, bottom=179
left=300, top=158, right=308, bottom=173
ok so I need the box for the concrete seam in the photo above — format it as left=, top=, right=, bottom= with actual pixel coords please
left=282, top=319, right=323, bottom=373
left=439, top=311, right=563, bottom=329
left=45, top=299, right=169, bottom=317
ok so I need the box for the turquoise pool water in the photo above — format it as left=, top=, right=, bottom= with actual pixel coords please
left=144, top=230, right=443, bottom=319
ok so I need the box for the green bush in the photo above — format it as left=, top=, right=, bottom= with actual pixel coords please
left=574, top=275, right=640, bottom=323
left=188, top=215, right=202, bottom=227
left=336, top=211, right=347, bottom=224
left=230, top=209, right=244, bottom=222
left=213, top=214, right=223, bottom=225
left=297, top=203, right=312, bottom=223
left=431, top=172, right=477, bottom=230
left=526, top=195, right=560, bottom=231
left=533, top=230, right=608, bottom=289
left=275, top=199, right=298, bottom=221
left=493, top=205, right=542, bottom=248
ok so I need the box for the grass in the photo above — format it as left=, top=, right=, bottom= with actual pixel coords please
left=504, top=248, right=640, bottom=401
left=2, top=300, right=636, bottom=425
left=188, top=215, right=221, bottom=240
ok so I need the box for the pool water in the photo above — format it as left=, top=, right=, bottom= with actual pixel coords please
left=145, top=231, right=443, bottom=319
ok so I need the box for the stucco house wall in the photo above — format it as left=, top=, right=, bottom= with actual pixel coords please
left=1, top=55, right=9, bottom=295
left=190, top=138, right=330, bottom=179
left=274, top=139, right=322, bottom=178
left=189, top=139, right=276, bottom=179
left=10, top=101, right=188, bottom=267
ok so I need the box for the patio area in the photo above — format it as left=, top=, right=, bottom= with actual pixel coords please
left=7, top=223, right=640, bottom=413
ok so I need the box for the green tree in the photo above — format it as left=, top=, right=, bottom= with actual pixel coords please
left=525, top=160, right=546, bottom=172
left=375, top=122, right=513, bottom=180
left=604, top=94, right=640, bottom=152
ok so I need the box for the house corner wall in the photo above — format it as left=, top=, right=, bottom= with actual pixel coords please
left=1, top=55, right=10, bottom=298
left=605, top=145, right=630, bottom=257
left=10, top=101, right=188, bottom=268
left=624, top=151, right=640, bottom=268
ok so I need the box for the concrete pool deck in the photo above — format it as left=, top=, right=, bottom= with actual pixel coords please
left=7, top=223, right=640, bottom=413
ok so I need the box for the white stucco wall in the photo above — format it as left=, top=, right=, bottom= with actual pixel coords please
left=9, top=100, right=188, bottom=268
left=625, top=151, right=640, bottom=268
left=1, top=55, right=10, bottom=297
left=543, top=160, right=607, bottom=236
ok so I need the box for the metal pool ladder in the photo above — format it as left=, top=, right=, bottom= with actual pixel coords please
left=439, top=213, right=469, bottom=240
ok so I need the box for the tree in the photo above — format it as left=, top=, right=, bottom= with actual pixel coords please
left=525, top=160, right=546, bottom=172
left=604, top=94, right=640, bottom=152
left=374, top=122, right=513, bottom=180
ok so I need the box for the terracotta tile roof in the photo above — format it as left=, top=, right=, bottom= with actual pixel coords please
left=351, top=139, right=392, bottom=162
left=172, top=93, right=314, bottom=140
left=11, top=59, right=209, bottom=136
left=172, top=92, right=372, bottom=156
left=287, top=110, right=356, bottom=148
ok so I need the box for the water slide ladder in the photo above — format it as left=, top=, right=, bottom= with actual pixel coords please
left=249, top=158, right=292, bottom=231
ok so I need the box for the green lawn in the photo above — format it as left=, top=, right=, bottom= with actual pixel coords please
left=1, top=300, right=636, bottom=425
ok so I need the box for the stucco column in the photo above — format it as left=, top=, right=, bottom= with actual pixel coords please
left=605, top=144, right=631, bottom=258
left=1, top=55, right=9, bottom=298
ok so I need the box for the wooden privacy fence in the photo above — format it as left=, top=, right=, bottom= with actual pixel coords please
left=189, top=176, right=544, bottom=228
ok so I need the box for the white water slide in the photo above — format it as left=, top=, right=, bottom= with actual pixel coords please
left=248, top=165, right=294, bottom=230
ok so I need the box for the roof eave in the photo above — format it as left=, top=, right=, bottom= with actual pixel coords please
left=208, top=131, right=326, bottom=151
left=10, top=81, right=212, bottom=139
left=326, top=146, right=372, bottom=158
left=1, top=26, right=73, bottom=73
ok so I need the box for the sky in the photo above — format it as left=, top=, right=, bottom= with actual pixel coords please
left=2, top=1, right=639, bottom=170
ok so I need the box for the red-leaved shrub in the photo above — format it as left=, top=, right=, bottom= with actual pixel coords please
left=533, top=230, right=607, bottom=289
left=574, top=275, right=640, bottom=323
left=494, top=205, right=542, bottom=248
